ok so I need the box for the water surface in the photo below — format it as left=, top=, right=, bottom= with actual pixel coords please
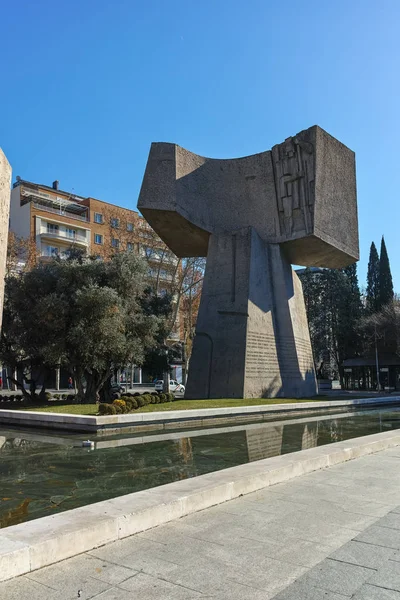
left=0, top=406, right=399, bottom=528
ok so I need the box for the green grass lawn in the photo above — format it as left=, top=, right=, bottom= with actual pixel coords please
left=7, top=395, right=349, bottom=416
left=21, top=403, right=99, bottom=415
left=136, top=397, right=322, bottom=412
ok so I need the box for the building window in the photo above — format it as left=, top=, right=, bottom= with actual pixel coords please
left=111, top=218, right=120, bottom=228
left=142, top=245, right=154, bottom=259
left=66, top=228, right=76, bottom=239
left=94, top=213, right=103, bottom=224
left=45, top=245, right=59, bottom=257
left=111, top=238, right=120, bottom=248
left=94, top=234, right=103, bottom=245
left=47, top=223, right=59, bottom=234
left=127, top=242, right=133, bottom=251
left=127, top=222, right=134, bottom=232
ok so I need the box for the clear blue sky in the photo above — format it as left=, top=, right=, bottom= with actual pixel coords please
left=1, top=0, right=399, bottom=290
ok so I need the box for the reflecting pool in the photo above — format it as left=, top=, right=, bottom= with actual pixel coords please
left=1, top=406, right=399, bottom=528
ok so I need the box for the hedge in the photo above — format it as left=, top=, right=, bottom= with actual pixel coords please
left=98, top=392, right=176, bottom=416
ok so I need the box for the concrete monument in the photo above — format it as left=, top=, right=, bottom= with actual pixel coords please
left=138, top=126, right=358, bottom=398
left=0, top=149, right=11, bottom=330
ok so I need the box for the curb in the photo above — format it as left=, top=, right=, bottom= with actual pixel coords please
left=0, top=396, right=399, bottom=433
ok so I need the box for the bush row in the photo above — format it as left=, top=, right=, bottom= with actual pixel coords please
left=0, top=393, right=76, bottom=404
left=0, top=394, right=24, bottom=402
left=98, top=392, right=176, bottom=415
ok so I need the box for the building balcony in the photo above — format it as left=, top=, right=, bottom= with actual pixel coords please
left=140, top=249, right=179, bottom=265
left=33, top=202, right=89, bottom=222
left=39, top=229, right=89, bottom=246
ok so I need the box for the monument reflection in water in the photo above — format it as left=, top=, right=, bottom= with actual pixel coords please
left=1, top=408, right=398, bottom=528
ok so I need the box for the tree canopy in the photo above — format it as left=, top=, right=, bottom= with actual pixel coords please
left=299, top=264, right=363, bottom=385
left=0, top=252, right=166, bottom=403
left=366, top=241, right=380, bottom=314
left=378, top=236, right=394, bottom=310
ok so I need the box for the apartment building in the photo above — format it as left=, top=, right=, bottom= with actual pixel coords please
left=10, top=178, right=91, bottom=260
left=9, top=177, right=184, bottom=382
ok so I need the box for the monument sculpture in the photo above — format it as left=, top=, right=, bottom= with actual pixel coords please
left=138, top=126, right=358, bottom=398
left=0, top=149, right=11, bottom=331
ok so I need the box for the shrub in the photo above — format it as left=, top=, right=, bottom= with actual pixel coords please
left=133, top=392, right=141, bottom=397
left=124, top=399, right=133, bottom=411
left=159, top=393, right=167, bottom=402
left=113, top=399, right=127, bottom=413
left=62, top=394, right=67, bottom=400
left=9, top=395, right=15, bottom=401
left=54, top=394, right=60, bottom=400
left=168, top=392, right=175, bottom=402
left=155, top=395, right=161, bottom=403
left=136, top=396, right=145, bottom=407
left=111, top=392, right=120, bottom=400
left=130, top=398, right=138, bottom=410
left=143, top=394, right=152, bottom=405
left=121, top=396, right=133, bottom=410
left=67, top=394, right=75, bottom=402
left=98, top=403, right=117, bottom=415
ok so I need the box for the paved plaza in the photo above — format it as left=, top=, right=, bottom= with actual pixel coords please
left=2, top=446, right=400, bottom=599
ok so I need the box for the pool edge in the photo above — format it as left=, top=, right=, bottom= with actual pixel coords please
left=1, top=396, right=400, bottom=433
left=1, top=428, right=400, bottom=582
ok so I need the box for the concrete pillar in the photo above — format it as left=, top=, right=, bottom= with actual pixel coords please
left=55, top=367, right=60, bottom=391
left=185, top=229, right=316, bottom=399
left=138, top=368, right=142, bottom=384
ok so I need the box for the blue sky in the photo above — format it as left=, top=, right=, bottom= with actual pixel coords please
left=1, top=0, right=399, bottom=290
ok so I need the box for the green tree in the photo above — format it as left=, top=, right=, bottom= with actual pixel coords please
left=378, top=236, right=394, bottom=310
left=0, top=252, right=165, bottom=403
left=0, top=268, right=66, bottom=402
left=366, top=242, right=380, bottom=313
left=299, top=264, right=363, bottom=387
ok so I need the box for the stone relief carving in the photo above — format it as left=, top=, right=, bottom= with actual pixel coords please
left=272, top=136, right=315, bottom=237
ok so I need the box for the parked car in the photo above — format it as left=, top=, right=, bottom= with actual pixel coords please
left=155, top=380, right=185, bottom=394
left=111, top=383, right=125, bottom=394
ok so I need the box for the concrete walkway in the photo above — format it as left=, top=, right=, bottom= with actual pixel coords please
left=2, top=447, right=400, bottom=600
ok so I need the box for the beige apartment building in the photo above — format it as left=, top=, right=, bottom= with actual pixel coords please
left=9, top=177, right=183, bottom=383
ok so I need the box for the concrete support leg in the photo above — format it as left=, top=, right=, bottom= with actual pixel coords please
left=185, top=227, right=316, bottom=400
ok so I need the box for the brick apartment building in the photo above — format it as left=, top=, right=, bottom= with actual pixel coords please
left=9, top=177, right=184, bottom=384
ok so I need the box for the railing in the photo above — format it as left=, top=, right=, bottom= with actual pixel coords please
left=41, top=228, right=88, bottom=244
left=140, top=249, right=179, bottom=265
left=33, top=203, right=89, bottom=222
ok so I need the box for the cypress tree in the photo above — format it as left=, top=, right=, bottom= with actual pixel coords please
left=378, top=236, right=394, bottom=309
left=366, top=242, right=380, bottom=313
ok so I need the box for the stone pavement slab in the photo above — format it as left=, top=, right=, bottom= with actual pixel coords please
left=2, top=446, right=400, bottom=599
